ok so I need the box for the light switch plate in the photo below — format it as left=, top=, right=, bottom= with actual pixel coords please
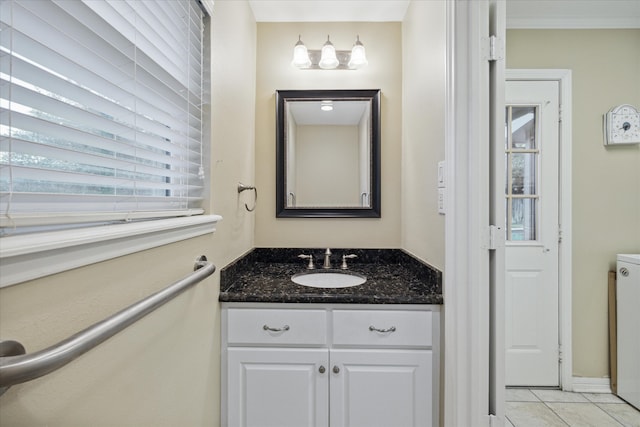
left=438, top=188, right=445, bottom=215
left=437, top=161, right=445, bottom=188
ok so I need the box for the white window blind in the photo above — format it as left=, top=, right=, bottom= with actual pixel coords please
left=0, top=0, right=207, bottom=234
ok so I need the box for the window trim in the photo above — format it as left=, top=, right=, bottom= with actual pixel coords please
left=0, top=214, right=222, bottom=288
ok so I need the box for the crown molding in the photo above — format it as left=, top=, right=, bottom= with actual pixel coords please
left=506, top=0, right=640, bottom=29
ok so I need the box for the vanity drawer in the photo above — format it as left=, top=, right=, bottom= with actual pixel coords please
left=226, top=309, right=327, bottom=346
left=332, top=310, right=432, bottom=348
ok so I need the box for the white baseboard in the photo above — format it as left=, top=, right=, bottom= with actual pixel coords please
left=571, top=377, right=612, bottom=394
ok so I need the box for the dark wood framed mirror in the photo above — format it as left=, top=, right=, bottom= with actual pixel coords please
left=276, top=89, right=381, bottom=218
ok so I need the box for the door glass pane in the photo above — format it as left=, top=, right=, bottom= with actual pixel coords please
left=510, top=198, right=537, bottom=241
left=511, top=107, right=536, bottom=149
left=511, top=153, right=537, bottom=195
left=505, top=153, right=509, bottom=193
left=506, top=104, right=539, bottom=241
left=505, top=108, right=510, bottom=150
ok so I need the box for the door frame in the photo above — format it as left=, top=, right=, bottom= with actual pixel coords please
left=505, top=69, right=573, bottom=391
left=444, top=1, right=500, bottom=425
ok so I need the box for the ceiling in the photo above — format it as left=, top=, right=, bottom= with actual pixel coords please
left=289, top=100, right=368, bottom=126
left=248, top=0, right=410, bottom=22
left=248, top=0, right=640, bottom=28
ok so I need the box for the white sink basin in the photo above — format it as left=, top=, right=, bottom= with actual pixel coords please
left=291, top=271, right=367, bottom=288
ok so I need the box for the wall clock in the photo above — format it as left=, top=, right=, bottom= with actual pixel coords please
left=604, top=104, right=640, bottom=145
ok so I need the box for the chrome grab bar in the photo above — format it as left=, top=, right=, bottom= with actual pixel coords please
left=0, top=256, right=215, bottom=394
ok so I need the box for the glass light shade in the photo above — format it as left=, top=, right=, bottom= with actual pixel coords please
left=318, top=36, right=339, bottom=69
left=291, top=36, right=311, bottom=68
left=320, top=101, right=333, bottom=111
left=348, top=36, right=368, bottom=69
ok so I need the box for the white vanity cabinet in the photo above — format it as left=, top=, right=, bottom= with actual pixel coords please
left=221, top=303, right=440, bottom=427
left=226, top=347, right=329, bottom=427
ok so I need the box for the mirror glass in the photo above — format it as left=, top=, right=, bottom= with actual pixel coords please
left=276, top=89, right=381, bottom=218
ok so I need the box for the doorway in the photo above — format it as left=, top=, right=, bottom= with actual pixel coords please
left=504, top=70, right=573, bottom=389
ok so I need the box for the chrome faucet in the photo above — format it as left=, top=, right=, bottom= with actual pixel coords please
left=323, top=248, right=332, bottom=269
left=341, top=254, right=358, bottom=270
left=298, top=254, right=315, bottom=269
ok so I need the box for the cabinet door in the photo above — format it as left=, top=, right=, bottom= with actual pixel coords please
left=330, top=349, right=433, bottom=427
left=227, top=348, right=329, bottom=427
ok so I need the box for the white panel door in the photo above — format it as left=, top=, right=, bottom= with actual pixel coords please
left=329, top=349, right=433, bottom=427
left=616, top=255, right=640, bottom=409
left=505, top=80, right=560, bottom=386
left=227, top=348, right=329, bottom=427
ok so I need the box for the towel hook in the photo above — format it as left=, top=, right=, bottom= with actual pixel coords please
left=238, top=183, right=257, bottom=212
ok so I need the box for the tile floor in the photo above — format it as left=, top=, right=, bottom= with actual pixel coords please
left=506, top=389, right=640, bottom=427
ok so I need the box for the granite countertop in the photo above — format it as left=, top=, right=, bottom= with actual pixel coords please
left=219, top=248, right=443, bottom=305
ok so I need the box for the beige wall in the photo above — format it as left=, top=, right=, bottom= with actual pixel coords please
left=210, top=1, right=257, bottom=256
left=0, top=240, right=219, bottom=426
left=0, top=3, right=451, bottom=425
left=507, top=29, right=640, bottom=379
left=296, top=125, right=360, bottom=207
left=401, top=0, right=447, bottom=270
left=0, top=1, right=257, bottom=426
left=254, top=22, right=403, bottom=248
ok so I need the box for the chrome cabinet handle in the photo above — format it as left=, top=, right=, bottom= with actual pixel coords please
left=619, top=267, right=629, bottom=277
left=319, top=365, right=326, bottom=374
left=369, top=325, right=396, bottom=333
left=263, top=324, right=290, bottom=332
left=333, top=366, right=340, bottom=374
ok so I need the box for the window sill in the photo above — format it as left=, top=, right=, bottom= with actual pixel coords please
left=0, top=215, right=222, bottom=288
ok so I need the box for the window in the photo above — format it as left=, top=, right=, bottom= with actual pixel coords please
left=505, top=105, right=539, bottom=241
left=0, top=0, right=217, bottom=287
left=1, top=0, right=208, bottom=235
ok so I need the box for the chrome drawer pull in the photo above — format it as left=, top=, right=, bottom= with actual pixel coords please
left=263, top=324, right=290, bottom=332
left=369, top=325, right=396, bottom=333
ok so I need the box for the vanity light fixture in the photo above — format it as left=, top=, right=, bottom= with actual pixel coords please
left=320, top=100, right=333, bottom=111
left=348, top=35, right=368, bottom=69
left=291, top=35, right=368, bottom=70
left=318, top=35, right=339, bottom=69
left=291, top=35, right=312, bottom=68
